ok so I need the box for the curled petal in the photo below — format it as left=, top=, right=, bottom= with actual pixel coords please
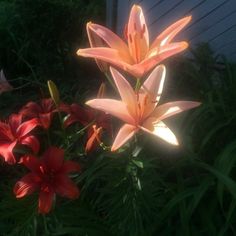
left=85, top=126, right=102, bottom=152
left=150, top=16, right=191, bottom=49
left=86, top=98, right=135, bottom=124
left=111, top=124, right=137, bottom=151
left=14, top=173, right=39, bottom=198
left=141, top=120, right=179, bottom=145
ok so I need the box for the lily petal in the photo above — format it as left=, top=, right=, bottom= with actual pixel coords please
left=128, top=5, right=149, bottom=62
left=9, top=114, right=22, bottom=136
left=42, top=147, right=64, bottom=172
left=141, top=119, right=179, bottom=145
left=0, top=140, right=17, bottom=164
left=20, top=135, right=40, bottom=154
left=20, top=155, right=41, bottom=172
left=139, top=41, right=188, bottom=75
left=77, top=47, right=144, bottom=77
left=138, top=65, right=166, bottom=119
left=141, top=64, right=166, bottom=102
left=14, top=173, right=39, bottom=198
left=86, top=98, right=135, bottom=124
left=38, top=188, right=54, bottom=214
left=87, top=23, right=132, bottom=62
left=61, top=161, right=81, bottom=174
left=152, top=101, right=201, bottom=121
left=110, top=67, right=137, bottom=117
left=16, top=118, right=39, bottom=138
left=111, top=124, right=137, bottom=151
left=150, top=16, right=191, bottom=49
left=54, top=175, right=80, bottom=199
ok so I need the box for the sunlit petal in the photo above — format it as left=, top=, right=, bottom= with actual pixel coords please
left=14, top=173, right=39, bottom=198
left=87, top=22, right=132, bottom=62
left=110, top=67, right=137, bottom=117
left=141, top=64, right=166, bottom=102
left=86, top=98, right=135, bottom=124
left=128, top=5, right=149, bottom=62
left=141, top=119, right=178, bottom=145
left=150, top=16, right=191, bottom=49
left=111, top=124, right=137, bottom=151
left=139, top=41, right=188, bottom=75
left=152, top=101, right=201, bottom=121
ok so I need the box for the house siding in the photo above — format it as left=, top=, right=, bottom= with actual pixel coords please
left=107, top=0, right=236, bottom=61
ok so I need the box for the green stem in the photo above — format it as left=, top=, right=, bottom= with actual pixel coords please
left=135, top=78, right=141, bottom=92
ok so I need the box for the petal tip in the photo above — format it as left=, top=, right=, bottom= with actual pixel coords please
left=76, top=49, right=81, bottom=55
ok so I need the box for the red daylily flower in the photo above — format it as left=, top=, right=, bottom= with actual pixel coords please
left=0, top=114, right=39, bottom=164
left=20, top=98, right=57, bottom=129
left=60, top=103, right=112, bottom=152
left=14, top=146, right=81, bottom=214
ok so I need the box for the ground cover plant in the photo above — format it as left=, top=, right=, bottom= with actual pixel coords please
left=0, top=1, right=236, bottom=236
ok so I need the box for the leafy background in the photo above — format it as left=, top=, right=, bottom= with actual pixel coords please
left=0, top=0, right=236, bottom=236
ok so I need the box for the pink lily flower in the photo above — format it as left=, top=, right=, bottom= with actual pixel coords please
left=77, top=5, right=191, bottom=78
left=86, top=66, right=200, bottom=151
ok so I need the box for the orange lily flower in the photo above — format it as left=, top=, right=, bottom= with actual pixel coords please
left=86, top=66, right=200, bottom=151
left=77, top=5, right=191, bottom=78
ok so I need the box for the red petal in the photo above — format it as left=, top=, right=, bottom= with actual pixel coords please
left=39, top=113, right=52, bottom=129
left=20, top=135, right=40, bottom=154
left=61, top=160, right=81, bottom=174
left=38, top=188, right=55, bottom=214
left=0, top=122, right=13, bottom=141
left=14, top=173, right=39, bottom=198
left=40, top=98, right=55, bottom=113
left=42, top=147, right=64, bottom=172
left=58, top=103, right=71, bottom=113
left=16, top=118, right=39, bottom=138
left=20, top=101, right=40, bottom=118
left=9, top=114, right=22, bottom=136
left=0, top=141, right=17, bottom=164
left=85, top=126, right=102, bottom=152
left=20, top=155, right=41, bottom=172
left=54, top=175, right=80, bottom=199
